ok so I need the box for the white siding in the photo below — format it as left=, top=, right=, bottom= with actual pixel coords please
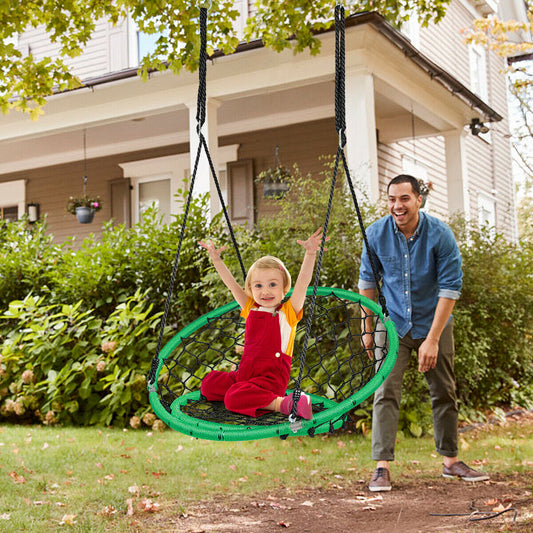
left=18, top=18, right=129, bottom=80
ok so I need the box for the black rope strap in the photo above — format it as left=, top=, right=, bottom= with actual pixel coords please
left=288, top=4, right=389, bottom=419
left=335, top=5, right=346, bottom=148
left=149, top=6, right=246, bottom=388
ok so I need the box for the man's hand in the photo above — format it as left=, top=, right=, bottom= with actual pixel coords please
left=362, top=332, right=375, bottom=359
left=418, top=337, right=439, bottom=372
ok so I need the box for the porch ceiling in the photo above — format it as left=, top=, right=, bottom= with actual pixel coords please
left=0, top=13, right=500, bottom=175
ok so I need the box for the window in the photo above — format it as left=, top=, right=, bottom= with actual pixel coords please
left=0, top=206, right=18, bottom=222
left=0, top=179, right=25, bottom=221
left=469, top=45, right=488, bottom=100
left=119, top=146, right=239, bottom=225
left=138, top=177, right=172, bottom=224
left=137, top=31, right=164, bottom=62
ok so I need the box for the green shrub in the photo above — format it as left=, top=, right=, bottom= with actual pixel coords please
left=452, top=219, right=533, bottom=411
left=0, top=163, right=532, bottom=431
left=0, top=290, right=169, bottom=426
left=0, top=216, right=61, bottom=309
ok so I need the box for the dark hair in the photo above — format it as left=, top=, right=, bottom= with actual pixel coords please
left=387, top=174, right=422, bottom=196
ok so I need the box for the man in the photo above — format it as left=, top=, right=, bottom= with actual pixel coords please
left=359, top=174, right=489, bottom=492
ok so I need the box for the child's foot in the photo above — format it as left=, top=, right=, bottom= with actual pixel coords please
left=280, top=392, right=313, bottom=420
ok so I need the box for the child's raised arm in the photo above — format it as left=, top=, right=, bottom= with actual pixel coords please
left=290, top=228, right=328, bottom=315
left=199, top=240, right=248, bottom=309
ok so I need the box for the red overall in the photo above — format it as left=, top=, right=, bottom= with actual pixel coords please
left=200, top=305, right=291, bottom=417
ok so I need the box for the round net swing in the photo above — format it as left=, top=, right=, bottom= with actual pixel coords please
left=147, top=5, right=398, bottom=441
left=150, top=287, right=397, bottom=440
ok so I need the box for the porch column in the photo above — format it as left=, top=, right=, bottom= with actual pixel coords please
left=344, top=69, right=380, bottom=203
left=187, top=97, right=222, bottom=216
left=443, top=129, right=470, bottom=220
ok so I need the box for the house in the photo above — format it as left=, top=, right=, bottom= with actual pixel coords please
left=0, top=0, right=527, bottom=242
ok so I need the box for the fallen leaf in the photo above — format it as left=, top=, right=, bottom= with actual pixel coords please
left=151, top=470, right=167, bottom=478
left=229, top=465, right=237, bottom=471
left=337, top=441, right=346, bottom=448
left=8, top=471, right=26, bottom=484
left=128, top=485, right=140, bottom=497
left=459, top=437, right=470, bottom=451
left=100, top=505, right=117, bottom=517
left=138, top=499, right=160, bottom=513
left=126, top=498, right=135, bottom=516
left=492, top=503, right=512, bottom=513
left=59, top=514, right=77, bottom=525
left=270, top=502, right=288, bottom=510
left=95, top=463, right=103, bottom=469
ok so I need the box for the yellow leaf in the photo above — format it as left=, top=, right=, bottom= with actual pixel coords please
left=59, top=514, right=77, bottom=525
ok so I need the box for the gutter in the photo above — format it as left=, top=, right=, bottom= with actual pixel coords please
left=75, top=11, right=502, bottom=123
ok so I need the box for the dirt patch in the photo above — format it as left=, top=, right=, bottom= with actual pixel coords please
left=135, top=412, right=533, bottom=533
left=159, top=474, right=533, bottom=533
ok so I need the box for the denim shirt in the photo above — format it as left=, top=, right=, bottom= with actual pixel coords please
left=358, top=211, right=462, bottom=339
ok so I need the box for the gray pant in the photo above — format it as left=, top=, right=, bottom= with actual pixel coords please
left=372, top=319, right=458, bottom=461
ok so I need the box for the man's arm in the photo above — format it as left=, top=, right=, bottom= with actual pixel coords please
left=418, top=297, right=456, bottom=372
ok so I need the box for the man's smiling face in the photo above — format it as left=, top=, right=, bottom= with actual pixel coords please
left=387, top=182, right=422, bottom=235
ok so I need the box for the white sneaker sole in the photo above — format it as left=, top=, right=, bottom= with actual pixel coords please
left=369, top=485, right=391, bottom=492
left=443, top=473, right=490, bottom=482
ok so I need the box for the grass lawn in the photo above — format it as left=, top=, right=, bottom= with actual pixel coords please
left=0, top=414, right=531, bottom=532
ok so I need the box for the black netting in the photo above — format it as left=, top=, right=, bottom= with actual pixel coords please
left=156, top=290, right=389, bottom=426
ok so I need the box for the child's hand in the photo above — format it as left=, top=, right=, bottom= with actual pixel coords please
left=199, top=240, right=227, bottom=260
left=297, top=228, right=328, bottom=254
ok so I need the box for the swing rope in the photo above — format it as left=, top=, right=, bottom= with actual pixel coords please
left=148, top=5, right=246, bottom=389
left=289, top=4, right=387, bottom=422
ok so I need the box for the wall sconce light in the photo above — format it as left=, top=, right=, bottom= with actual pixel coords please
left=470, top=118, right=490, bottom=136
left=27, top=203, right=40, bottom=223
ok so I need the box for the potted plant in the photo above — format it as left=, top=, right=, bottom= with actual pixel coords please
left=255, top=164, right=292, bottom=199
left=66, top=195, right=102, bottom=224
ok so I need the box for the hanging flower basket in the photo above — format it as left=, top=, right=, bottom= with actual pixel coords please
left=255, top=165, right=292, bottom=199
left=66, top=195, right=102, bottom=224
left=74, top=206, right=95, bottom=224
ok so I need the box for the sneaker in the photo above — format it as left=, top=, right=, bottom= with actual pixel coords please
left=442, top=461, right=490, bottom=482
left=369, top=467, right=392, bottom=492
left=280, top=392, right=313, bottom=420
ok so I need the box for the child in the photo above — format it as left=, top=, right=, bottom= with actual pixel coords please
left=198, top=229, right=327, bottom=420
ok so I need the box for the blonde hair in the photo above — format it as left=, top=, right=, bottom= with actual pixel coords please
left=245, top=256, right=291, bottom=297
